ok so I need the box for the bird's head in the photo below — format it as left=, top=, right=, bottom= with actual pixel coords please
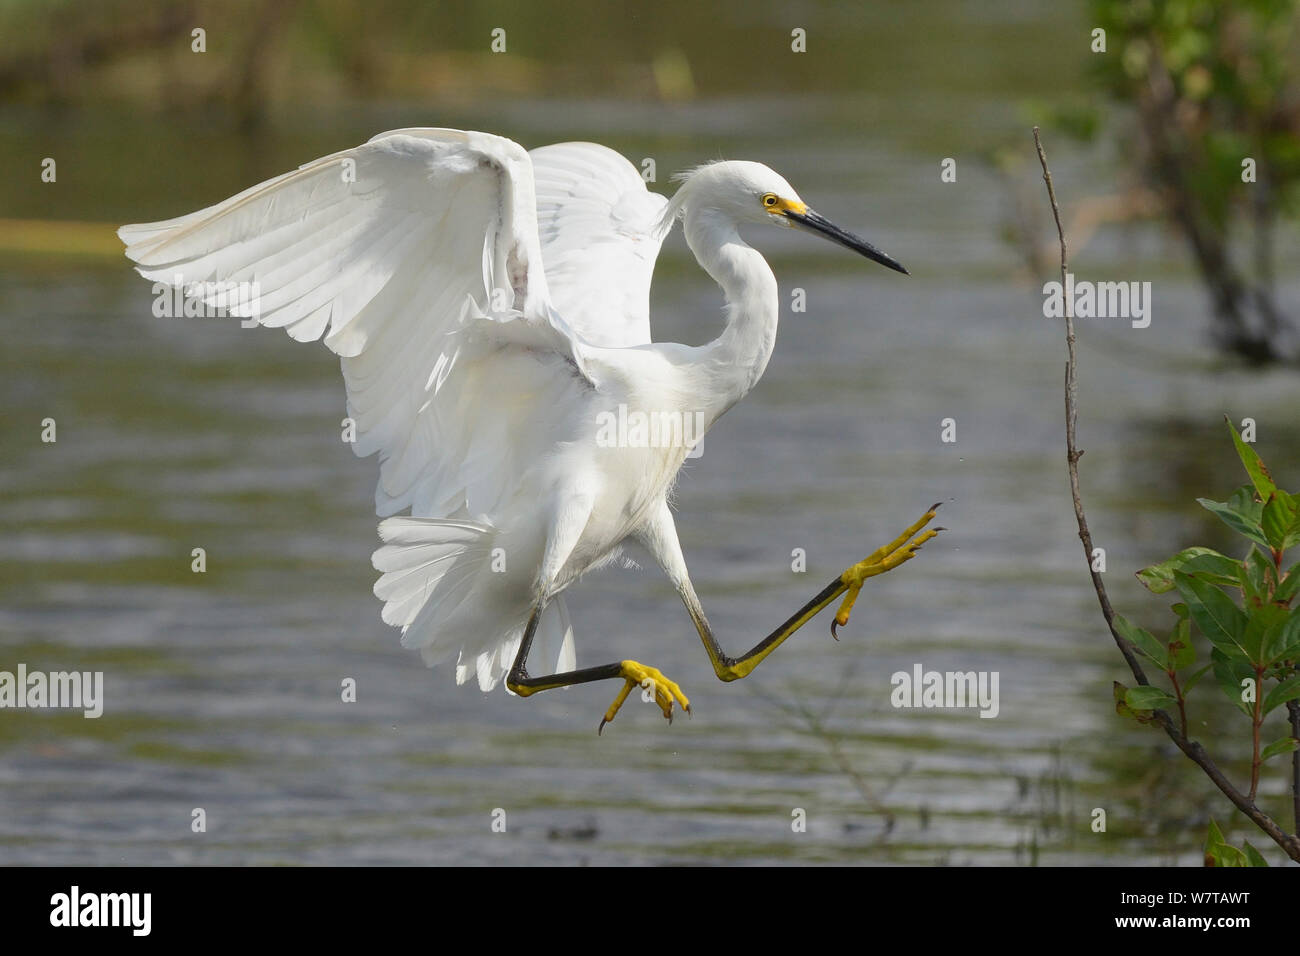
left=662, top=160, right=907, bottom=275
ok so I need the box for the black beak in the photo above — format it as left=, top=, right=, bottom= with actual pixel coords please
left=785, top=208, right=908, bottom=275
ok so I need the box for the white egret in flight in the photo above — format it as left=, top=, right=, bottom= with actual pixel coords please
left=119, top=129, right=940, bottom=732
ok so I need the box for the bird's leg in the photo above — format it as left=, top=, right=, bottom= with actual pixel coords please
left=506, top=602, right=691, bottom=734
left=682, top=503, right=943, bottom=681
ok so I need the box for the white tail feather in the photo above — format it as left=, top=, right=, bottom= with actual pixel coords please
left=372, top=516, right=576, bottom=691
left=372, top=514, right=495, bottom=643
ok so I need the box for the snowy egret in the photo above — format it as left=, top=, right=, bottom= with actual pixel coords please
left=119, top=128, right=940, bottom=731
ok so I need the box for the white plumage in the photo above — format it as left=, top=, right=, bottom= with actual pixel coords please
left=119, top=127, right=907, bottom=699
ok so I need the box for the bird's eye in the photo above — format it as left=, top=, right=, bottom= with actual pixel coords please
left=762, top=193, right=779, bottom=208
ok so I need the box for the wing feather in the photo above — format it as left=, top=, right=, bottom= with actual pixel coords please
left=529, top=142, right=669, bottom=347
left=120, top=128, right=593, bottom=520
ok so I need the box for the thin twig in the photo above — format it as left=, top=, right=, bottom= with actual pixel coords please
left=1250, top=665, right=1264, bottom=801
left=788, top=695, right=897, bottom=832
left=1288, top=699, right=1300, bottom=836
left=1168, top=668, right=1188, bottom=739
left=1032, top=127, right=1300, bottom=863
left=750, top=668, right=900, bottom=832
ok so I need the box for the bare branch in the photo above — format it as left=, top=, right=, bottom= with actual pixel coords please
left=1289, top=699, right=1300, bottom=836
left=1032, top=126, right=1300, bottom=863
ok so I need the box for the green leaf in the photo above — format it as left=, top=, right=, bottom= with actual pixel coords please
left=1210, top=846, right=1250, bottom=866
left=1114, top=614, right=1167, bottom=668
left=1136, top=547, right=1241, bottom=594
left=1113, top=680, right=1153, bottom=723
left=1226, top=416, right=1275, bottom=499
left=1198, top=488, right=1270, bottom=550
left=1276, top=564, right=1300, bottom=605
left=1204, top=818, right=1249, bottom=867
left=1125, top=686, right=1177, bottom=711
left=1211, top=649, right=1254, bottom=717
left=1261, top=490, right=1300, bottom=551
left=1242, top=842, right=1270, bottom=867
left=1167, top=616, right=1194, bottom=671
left=1260, top=737, right=1300, bottom=762
left=1260, top=608, right=1297, bottom=665
left=1244, top=603, right=1289, bottom=665
left=1266, top=608, right=1300, bottom=664
left=1174, top=570, right=1248, bottom=658
left=1263, top=674, right=1300, bottom=715
left=1113, top=680, right=1133, bottom=719
left=1242, top=547, right=1275, bottom=603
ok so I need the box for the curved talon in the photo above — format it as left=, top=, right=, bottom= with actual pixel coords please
left=831, top=505, right=945, bottom=637
left=597, top=660, right=690, bottom=733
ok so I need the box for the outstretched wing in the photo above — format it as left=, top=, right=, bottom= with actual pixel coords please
left=529, top=142, right=669, bottom=347
left=120, top=128, right=593, bottom=519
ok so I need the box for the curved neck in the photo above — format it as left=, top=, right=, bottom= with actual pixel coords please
left=684, top=207, right=779, bottom=419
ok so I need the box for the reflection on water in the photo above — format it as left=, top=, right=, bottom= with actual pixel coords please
left=3, top=35, right=1300, bottom=868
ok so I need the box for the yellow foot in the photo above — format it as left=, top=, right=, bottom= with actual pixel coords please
left=597, top=661, right=692, bottom=735
left=831, top=502, right=945, bottom=640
